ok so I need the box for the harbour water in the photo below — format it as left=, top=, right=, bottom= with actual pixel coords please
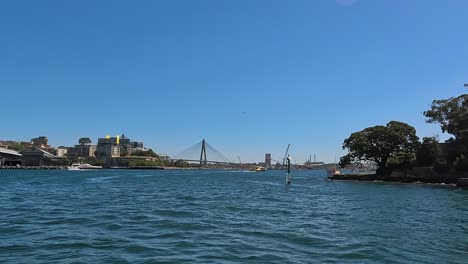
left=0, top=169, right=467, bottom=263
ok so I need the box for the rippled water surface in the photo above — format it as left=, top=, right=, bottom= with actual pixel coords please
left=0, top=169, right=467, bottom=263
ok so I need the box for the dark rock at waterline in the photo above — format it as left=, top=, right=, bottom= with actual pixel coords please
left=457, top=178, right=468, bottom=188
left=330, top=167, right=468, bottom=185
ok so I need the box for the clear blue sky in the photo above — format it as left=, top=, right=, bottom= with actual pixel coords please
left=1, top=0, right=467, bottom=163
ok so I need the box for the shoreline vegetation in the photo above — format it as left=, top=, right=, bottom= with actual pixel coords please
left=337, top=91, right=468, bottom=187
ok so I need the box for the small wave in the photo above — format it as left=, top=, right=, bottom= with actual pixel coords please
left=86, top=176, right=121, bottom=183
left=247, top=180, right=284, bottom=187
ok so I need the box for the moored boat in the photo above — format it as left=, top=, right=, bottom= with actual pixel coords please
left=78, top=163, right=103, bottom=169
left=68, top=163, right=102, bottom=170
left=68, top=163, right=81, bottom=171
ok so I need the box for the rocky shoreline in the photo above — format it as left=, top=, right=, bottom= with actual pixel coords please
left=329, top=172, right=468, bottom=187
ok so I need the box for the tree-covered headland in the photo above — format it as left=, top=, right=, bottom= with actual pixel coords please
left=340, top=93, right=468, bottom=176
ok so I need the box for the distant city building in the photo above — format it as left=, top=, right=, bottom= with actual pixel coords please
left=96, top=134, right=149, bottom=166
left=132, top=142, right=144, bottom=149
left=68, top=144, right=97, bottom=158
left=68, top=138, right=97, bottom=158
left=96, top=136, right=121, bottom=164
left=96, top=134, right=147, bottom=167
left=265, top=153, right=272, bottom=169
left=97, top=144, right=120, bottom=158
left=55, top=146, right=68, bottom=157
left=97, top=134, right=145, bottom=156
left=97, top=136, right=120, bottom=145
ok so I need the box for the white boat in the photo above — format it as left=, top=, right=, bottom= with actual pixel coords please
left=78, top=163, right=102, bottom=169
left=68, top=163, right=81, bottom=171
left=327, top=168, right=341, bottom=177
left=67, top=163, right=102, bottom=170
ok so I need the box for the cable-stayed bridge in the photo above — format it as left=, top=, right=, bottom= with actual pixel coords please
left=172, top=139, right=233, bottom=165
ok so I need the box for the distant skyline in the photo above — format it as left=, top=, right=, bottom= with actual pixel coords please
left=1, top=0, right=467, bottom=163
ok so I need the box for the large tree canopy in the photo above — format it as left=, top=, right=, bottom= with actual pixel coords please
left=424, top=94, right=468, bottom=140
left=415, top=137, right=441, bottom=166
left=341, top=121, right=419, bottom=174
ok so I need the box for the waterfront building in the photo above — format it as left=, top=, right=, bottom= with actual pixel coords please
left=0, top=147, right=22, bottom=166
left=55, top=146, right=68, bottom=157
left=21, top=147, right=61, bottom=166
left=96, top=135, right=121, bottom=166
left=68, top=138, right=97, bottom=158
left=96, top=144, right=120, bottom=158
left=95, top=134, right=150, bottom=167
left=97, top=134, right=145, bottom=157
left=96, top=137, right=120, bottom=157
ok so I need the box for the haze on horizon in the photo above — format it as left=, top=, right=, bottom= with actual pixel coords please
left=1, top=0, right=467, bottom=163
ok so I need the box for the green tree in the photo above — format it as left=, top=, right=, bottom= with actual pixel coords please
left=132, top=149, right=159, bottom=158
left=173, top=160, right=189, bottom=168
left=62, top=157, right=71, bottom=166
left=415, top=137, right=440, bottom=166
left=424, top=94, right=468, bottom=171
left=454, top=154, right=468, bottom=171
left=7, top=141, right=30, bottom=152
left=424, top=94, right=468, bottom=141
left=339, top=154, right=352, bottom=168
left=147, top=149, right=159, bottom=158
left=342, top=121, right=419, bottom=175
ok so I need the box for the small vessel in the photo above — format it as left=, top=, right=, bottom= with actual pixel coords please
left=78, top=163, right=102, bottom=169
left=250, top=166, right=267, bottom=172
left=327, top=167, right=341, bottom=177
left=68, top=163, right=81, bottom=171
left=68, top=163, right=102, bottom=170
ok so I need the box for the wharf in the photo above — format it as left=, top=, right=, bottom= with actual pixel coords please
left=0, top=166, right=66, bottom=170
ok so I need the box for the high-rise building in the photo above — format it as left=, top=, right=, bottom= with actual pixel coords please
left=96, top=136, right=120, bottom=159
left=265, top=153, right=272, bottom=169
